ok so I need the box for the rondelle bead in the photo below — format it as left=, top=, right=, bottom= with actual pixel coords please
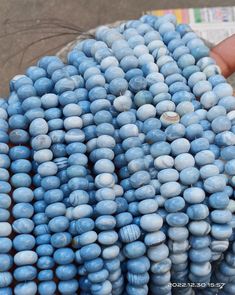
left=14, top=250, right=38, bottom=266
left=140, top=213, right=163, bottom=232
left=119, top=224, right=141, bottom=243
left=127, top=256, right=150, bottom=274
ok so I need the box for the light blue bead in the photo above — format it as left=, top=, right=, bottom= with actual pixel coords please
left=13, top=234, right=35, bottom=251
left=96, top=216, right=116, bottom=231
left=183, top=187, right=205, bottom=204
left=119, top=224, right=141, bottom=243
left=130, top=170, right=151, bottom=189
left=37, top=281, right=56, bottom=295
left=195, top=150, right=215, bottom=166
left=48, top=216, right=69, bottom=232
left=13, top=265, right=37, bottom=281
left=13, top=218, right=34, bottom=234
left=80, top=243, right=101, bottom=261
left=14, top=250, right=38, bottom=266
left=14, top=281, right=38, bottom=295
left=55, top=264, right=77, bottom=280
left=187, top=204, right=209, bottom=220
left=200, top=164, right=219, bottom=179
left=215, top=131, right=235, bottom=147
left=174, top=153, right=195, bottom=171
left=53, top=248, right=75, bottom=265
left=191, top=138, right=209, bottom=154
left=207, top=105, right=227, bottom=122
left=180, top=167, right=200, bottom=185
left=11, top=159, right=31, bottom=173
left=213, top=82, right=233, bottom=99
left=211, top=224, right=232, bottom=240
left=189, top=247, right=211, bottom=263
left=0, top=254, right=13, bottom=271
left=157, top=168, right=179, bottom=183
left=225, top=159, right=235, bottom=176
left=45, top=202, right=66, bottom=218
left=0, top=181, right=11, bottom=194
left=36, top=244, right=54, bottom=257
left=26, top=66, right=46, bottom=82
left=211, top=115, right=231, bottom=134
left=166, top=212, right=189, bottom=227
left=12, top=203, right=34, bottom=219
left=204, top=175, right=226, bottom=193
left=0, top=194, right=11, bottom=209
left=84, top=258, right=103, bottom=273
left=211, top=210, right=232, bottom=224
left=164, top=196, right=185, bottom=213
left=51, top=232, right=71, bottom=248
left=127, top=256, right=150, bottom=274
left=218, top=96, right=235, bottom=112
left=116, top=212, right=133, bottom=228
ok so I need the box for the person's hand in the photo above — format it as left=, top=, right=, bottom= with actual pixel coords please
left=210, top=34, right=235, bottom=78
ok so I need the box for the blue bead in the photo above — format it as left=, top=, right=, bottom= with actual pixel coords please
left=56, top=264, right=77, bottom=280
left=13, top=203, right=34, bottom=219
left=0, top=155, right=10, bottom=168
left=0, top=194, right=11, bottom=209
left=13, top=218, right=34, bottom=234
left=38, top=281, right=56, bottom=295
left=13, top=234, right=35, bottom=251
left=58, top=279, right=79, bottom=294
left=48, top=216, right=69, bottom=232
left=53, top=248, right=75, bottom=264
left=38, top=269, right=53, bottom=281
left=51, top=232, right=72, bottom=248
left=0, top=272, right=12, bottom=288
left=14, top=265, right=37, bottom=281
left=0, top=254, right=13, bottom=271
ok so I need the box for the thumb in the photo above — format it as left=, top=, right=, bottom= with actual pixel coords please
left=210, top=34, right=235, bottom=78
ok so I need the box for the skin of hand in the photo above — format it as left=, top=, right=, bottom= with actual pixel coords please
left=210, top=34, right=235, bottom=78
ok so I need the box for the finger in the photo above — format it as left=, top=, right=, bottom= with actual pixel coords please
left=210, top=34, right=235, bottom=78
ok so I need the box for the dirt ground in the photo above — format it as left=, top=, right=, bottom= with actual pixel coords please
left=0, top=0, right=234, bottom=97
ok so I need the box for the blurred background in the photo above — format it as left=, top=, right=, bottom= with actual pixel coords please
left=0, top=0, right=234, bottom=97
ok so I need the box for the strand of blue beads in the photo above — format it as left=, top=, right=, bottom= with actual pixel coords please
left=80, top=34, right=131, bottom=294
left=67, top=45, right=116, bottom=294
left=66, top=49, right=101, bottom=295
left=156, top=16, right=208, bottom=287
left=79, top=37, right=122, bottom=295
left=183, top=21, right=235, bottom=295
left=141, top=15, right=192, bottom=294
left=172, top=23, right=220, bottom=291
left=63, top=79, right=96, bottom=295
left=8, top=75, right=38, bottom=295
left=26, top=60, right=60, bottom=295
left=63, top=98, right=90, bottom=295
left=33, top=56, right=81, bottom=295
left=23, top=65, right=55, bottom=295
left=0, top=102, right=13, bottom=295
left=179, top=25, right=235, bottom=293
left=96, top=25, right=154, bottom=295
left=48, top=58, right=84, bottom=295
left=18, top=71, right=57, bottom=295
left=2, top=12, right=235, bottom=295
left=64, top=52, right=99, bottom=295
left=117, top=20, right=173, bottom=295
left=157, top=20, right=213, bottom=291
left=86, top=34, right=127, bottom=294
left=103, top=25, right=153, bottom=295
left=159, top=22, right=200, bottom=294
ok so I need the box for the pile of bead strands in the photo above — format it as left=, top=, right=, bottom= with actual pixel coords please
left=0, top=13, right=235, bottom=295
